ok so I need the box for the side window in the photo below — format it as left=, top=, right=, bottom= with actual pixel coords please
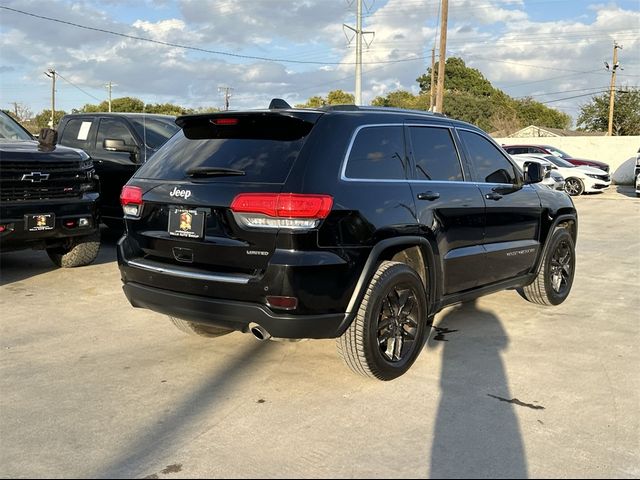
left=408, top=126, right=463, bottom=181
left=344, top=126, right=407, bottom=180
left=459, top=130, right=518, bottom=184
left=96, top=118, right=136, bottom=151
left=59, top=119, right=94, bottom=150
left=530, top=147, right=544, bottom=154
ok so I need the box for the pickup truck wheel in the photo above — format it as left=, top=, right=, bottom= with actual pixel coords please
left=169, top=317, right=233, bottom=338
left=46, top=232, right=100, bottom=268
left=564, top=177, right=584, bottom=196
left=518, top=228, right=575, bottom=306
left=337, top=261, right=428, bottom=381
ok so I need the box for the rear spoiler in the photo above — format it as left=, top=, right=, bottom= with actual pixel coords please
left=176, top=111, right=321, bottom=141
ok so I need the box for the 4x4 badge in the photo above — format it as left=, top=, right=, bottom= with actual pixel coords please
left=21, top=172, right=50, bottom=182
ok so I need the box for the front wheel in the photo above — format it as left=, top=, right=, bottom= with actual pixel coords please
left=337, top=261, right=429, bottom=381
left=564, top=177, right=584, bottom=196
left=46, top=232, right=101, bottom=268
left=518, top=227, right=575, bottom=306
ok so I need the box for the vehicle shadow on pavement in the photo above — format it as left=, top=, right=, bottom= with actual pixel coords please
left=91, top=341, right=272, bottom=479
left=0, top=243, right=116, bottom=286
left=426, top=300, right=529, bottom=479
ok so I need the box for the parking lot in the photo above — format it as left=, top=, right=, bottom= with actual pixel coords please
left=1, top=186, right=638, bottom=479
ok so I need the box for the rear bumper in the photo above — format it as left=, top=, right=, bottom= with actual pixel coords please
left=122, top=281, right=347, bottom=339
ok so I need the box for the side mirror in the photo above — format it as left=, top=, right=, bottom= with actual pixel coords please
left=103, top=138, right=138, bottom=154
left=524, top=161, right=544, bottom=184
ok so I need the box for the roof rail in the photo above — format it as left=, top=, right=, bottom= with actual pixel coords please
left=319, top=104, right=361, bottom=111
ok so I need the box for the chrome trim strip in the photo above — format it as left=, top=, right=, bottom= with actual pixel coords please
left=127, top=259, right=250, bottom=284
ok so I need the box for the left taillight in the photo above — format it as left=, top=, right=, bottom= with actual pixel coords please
left=120, top=185, right=143, bottom=218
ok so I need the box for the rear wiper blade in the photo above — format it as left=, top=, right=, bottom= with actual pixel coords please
left=186, top=167, right=245, bottom=177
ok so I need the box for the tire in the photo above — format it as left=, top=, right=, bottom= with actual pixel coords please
left=337, top=261, right=429, bottom=381
left=169, top=316, right=233, bottom=338
left=564, top=177, right=584, bottom=196
left=46, top=232, right=101, bottom=268
left=518, top=227, right=575, bottom=306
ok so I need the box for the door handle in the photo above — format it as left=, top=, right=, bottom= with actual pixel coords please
left=485, top=192, right=503, bottom=201
left=417, top=191, right=440, bottom=201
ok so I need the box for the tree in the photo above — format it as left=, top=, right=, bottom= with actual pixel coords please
left=296, top=90, right=355, bottom=108
left=371, top=90, right=430, bottom=110
left=577, top=88, right=640, bottom=135
left=35, top=109, right=67, bottom=129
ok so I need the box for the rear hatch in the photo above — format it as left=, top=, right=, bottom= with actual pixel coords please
left=124, top=111, right=322, bottom=276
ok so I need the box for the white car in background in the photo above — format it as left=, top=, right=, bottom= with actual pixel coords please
left=510, top=155, right=565, bottom=191
left=513, top=153, right=610, bottom=196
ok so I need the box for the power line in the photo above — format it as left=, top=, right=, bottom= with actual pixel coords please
left=539, top=90, right=610, bottom=104
left=55, top=72, right=102, bottom=102
left=0, top=5, right=426, bottom=67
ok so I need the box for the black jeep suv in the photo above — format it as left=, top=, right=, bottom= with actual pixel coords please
left=117, top=101, right=577, bottom=380
left=0, top=111, right=100, bottom=267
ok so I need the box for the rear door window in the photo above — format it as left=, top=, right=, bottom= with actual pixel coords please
left=344, top=125, right=407, bottom=180
left=408, top=126, right=463, bottom=181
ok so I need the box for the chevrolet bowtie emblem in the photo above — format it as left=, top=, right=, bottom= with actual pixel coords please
left=21, top=172, right=50, bottom=182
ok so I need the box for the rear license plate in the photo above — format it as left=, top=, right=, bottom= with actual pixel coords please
left=168, top=208, right=205, bottom=239
left=25, top=214, right=55, bottom=232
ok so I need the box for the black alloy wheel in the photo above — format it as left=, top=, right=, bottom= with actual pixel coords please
left=549, top=239, right=572, bottom=296
left=337, top=261, right=429, bottom=381
left=377, top=286, right=420, bottom=363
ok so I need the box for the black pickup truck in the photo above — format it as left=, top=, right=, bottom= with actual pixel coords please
left=0, top=111, right=100, bottom=267
left=57, top=113, right=179, bottom=227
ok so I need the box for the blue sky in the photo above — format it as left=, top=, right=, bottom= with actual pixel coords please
left=1, top=0, right=638, bottom=125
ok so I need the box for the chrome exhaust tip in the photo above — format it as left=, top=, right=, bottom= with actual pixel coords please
left=249, top=323, right=272, bottom=341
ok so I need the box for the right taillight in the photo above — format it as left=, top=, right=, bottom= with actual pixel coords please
left=120, top=185, right=143, bottom=218
left=230, top=193, right=333, bottom=230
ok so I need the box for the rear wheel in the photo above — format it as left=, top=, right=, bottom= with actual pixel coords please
left=337, top=261, right=429, bottom=381
left=46, top=232, right=100, bottom=268
left=169, top=317, right=233, bottom=338
left=564, top=177, right=584, bottom=196
left=518, top=227, right=575, bottom=306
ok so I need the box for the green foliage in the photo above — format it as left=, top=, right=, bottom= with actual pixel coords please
left=71, top=97, right=212, bottom=116
left=296, top=90, right=355, bottom=108
left=410, top=57, right=572, bottom=132
left=577, top=88, right=640, bottom=135
left=35, top=109, right=67, bottom=129
left=371, top=90, right=430, bottom=110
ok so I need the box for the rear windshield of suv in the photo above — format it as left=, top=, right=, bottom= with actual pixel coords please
left=136, top=130, right=309, bottom=184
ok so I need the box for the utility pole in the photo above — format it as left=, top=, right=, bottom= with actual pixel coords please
left=343, top=0, right=374, bottom=106
left=105, top=81, right=117, bottom=112
left=606, top=41, right=622, bottom=136
left=44, top=68, right=56, bottom=128
left=434, top=0, right=448, bottom=114
left=429, top=48, right=436, bottom=111
left=218, top=87, right=233, bottom=111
